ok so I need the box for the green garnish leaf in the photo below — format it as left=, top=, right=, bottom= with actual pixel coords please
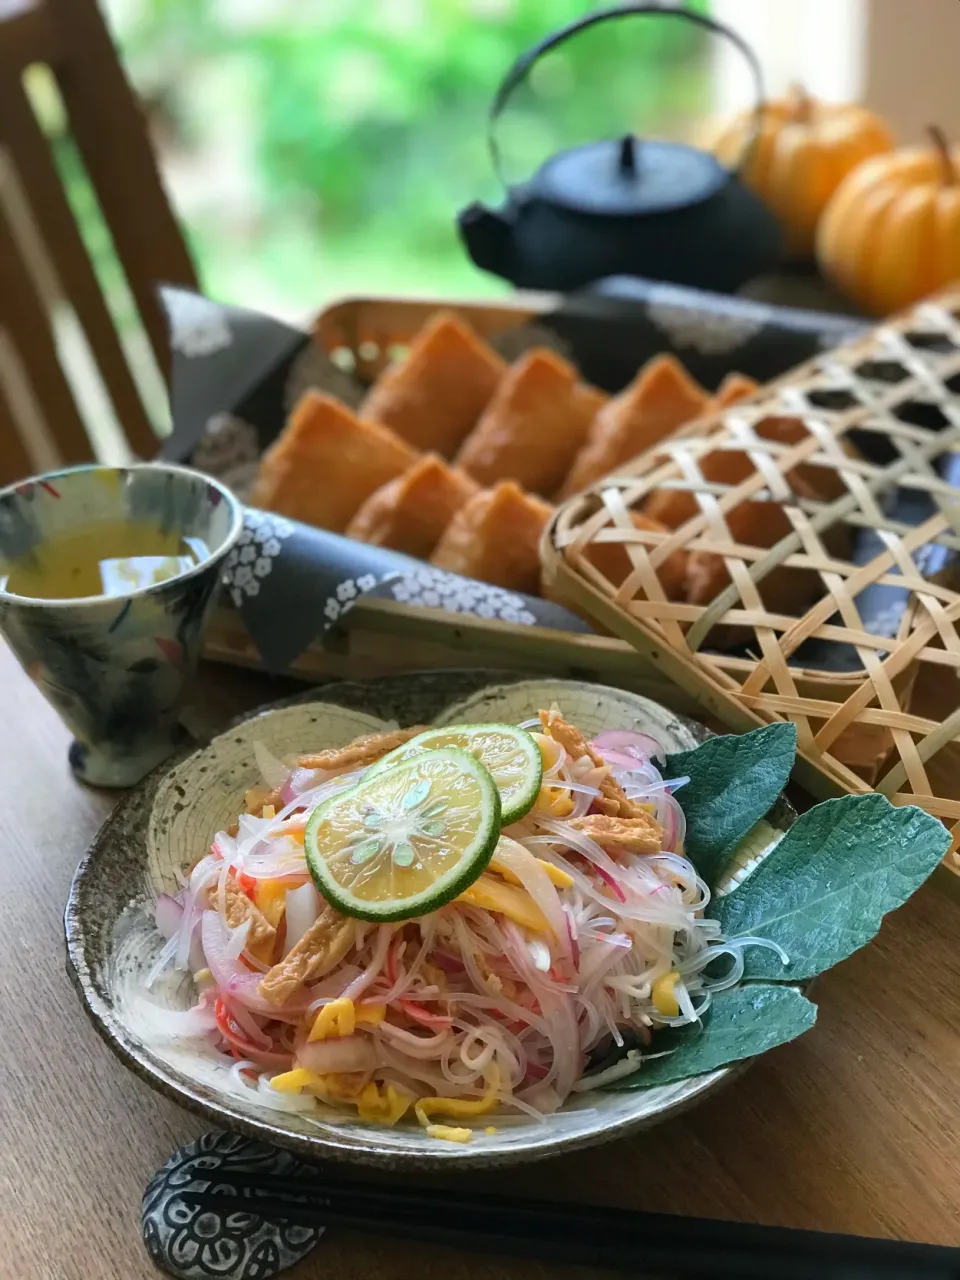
left=710, top=793, right=950, bottom=980
left=665, top=722, right=797, bottom=887
left=603, top=983, right=816, bottom=1091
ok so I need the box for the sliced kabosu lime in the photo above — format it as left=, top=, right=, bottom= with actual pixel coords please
left=304, top=747, right=501, bottom=922
left=367, top=723, right=542, bottom=825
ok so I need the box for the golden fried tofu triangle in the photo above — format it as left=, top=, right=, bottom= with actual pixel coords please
left=250, top=391, right=418, bottom=532
left=559, top=354, right=709, bottom=498
left=362, top=311, right=506, bottom=456
left=346, top=454, right=480, bottom=558
left=430, top=480, right=553, bottom=595
left=456, top=347, right=602, bottom=496
left=709, top=372, right=759, bottom=411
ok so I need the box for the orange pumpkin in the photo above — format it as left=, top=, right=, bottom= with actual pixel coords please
left=711, top=85, right=893, bottom=259
left=817, top=127, right=960, bottom=315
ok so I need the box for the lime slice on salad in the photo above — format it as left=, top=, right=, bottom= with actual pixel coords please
left=304, top=747, right=501, bottom=921
left=367, top=723, right=542, bottom=825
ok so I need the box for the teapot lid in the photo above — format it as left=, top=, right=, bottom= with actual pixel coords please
left=532, top=135, right=727, bottom=218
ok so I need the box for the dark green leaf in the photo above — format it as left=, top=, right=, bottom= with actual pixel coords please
left=604, top=984, right=816, bottom=1091
left=710, top=793, right=950, bottom=980
left=664, top=723, right=797, bottom=886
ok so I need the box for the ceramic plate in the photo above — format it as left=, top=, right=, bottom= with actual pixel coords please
left=66, top=670, right=787, bottom=1169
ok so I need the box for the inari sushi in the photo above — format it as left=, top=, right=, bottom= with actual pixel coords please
left=361, top=311, right=506, bottom=456
left=559, top=355, right=709, bottom=498
left=346, top=454, right=479, bottom=558
left=585, top=511, right=688, bottom=600
left=430, top=480, right=553, bottom=595
left=456, top=348, right=602, bottom=496
left=709, top=372, right=759, bottom=411
left=249, top=392, right=418, bottom=532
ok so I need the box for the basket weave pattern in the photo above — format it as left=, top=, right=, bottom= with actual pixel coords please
left=549, top=294, right=960, bottom=852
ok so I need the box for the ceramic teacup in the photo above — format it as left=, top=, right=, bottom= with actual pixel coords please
left=0, top=464, right=243, bottom=786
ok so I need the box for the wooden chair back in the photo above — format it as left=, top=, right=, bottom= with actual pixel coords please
left=0, top=0, right=198, bottom=485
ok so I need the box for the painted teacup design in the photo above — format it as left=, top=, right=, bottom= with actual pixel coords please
left=0, top=464, right=243, bottom=786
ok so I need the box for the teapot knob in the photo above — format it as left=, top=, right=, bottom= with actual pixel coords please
left=618, top=134, right=639, bottom=176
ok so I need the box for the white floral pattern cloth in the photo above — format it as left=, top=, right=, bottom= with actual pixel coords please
left=221, top=511, right=295, bottom=607
left=322, top=574, right=378, bottom=622
left=385, top=567, right=538, bottom=625
left=646, top=285, right=763, bottom=356
left=169, top=293, right=233, bottom=359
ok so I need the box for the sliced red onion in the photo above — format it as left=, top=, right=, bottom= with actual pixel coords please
left=201, top=910, right=313, bottom=1015
left=176, top=854, right=222, bottom=971
left=297, top=1035, right=379, bottom=1075
left=222, top=995, right=272, bottom=1050
left=283, top=883, right=320, bottom=957
left=154, top=893, right=183, bottom=940
left=254, top=739, right=292, bottom=790
left=591, top=861, right=627, bottom=903
left=280, top=767, right=325, bottom=807
left=592, top=729, right=665, bottom=761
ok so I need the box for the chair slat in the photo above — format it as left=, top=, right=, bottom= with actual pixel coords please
left=0, top=205, right=92, bottom=465
left=0, top=344, right=39, bottom=487
left=0, top=2, right=60, bottom=72
left=0, top=76, right=158, bottom=458
left=43, top=0, right=198, bottom=381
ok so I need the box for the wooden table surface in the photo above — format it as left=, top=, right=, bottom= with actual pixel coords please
left=5, top=639, right=960, bottom=1280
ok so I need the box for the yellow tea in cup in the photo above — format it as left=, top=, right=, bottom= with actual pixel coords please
left=1, top=519, right=210, bottom=600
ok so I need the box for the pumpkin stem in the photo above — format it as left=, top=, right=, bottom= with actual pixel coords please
left=929, top=125, right=956, bottom=185
left=787, top=82, right=812, bottom=123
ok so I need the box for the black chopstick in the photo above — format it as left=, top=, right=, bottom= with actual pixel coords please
left=179, top=1172, right=960, bottom=1279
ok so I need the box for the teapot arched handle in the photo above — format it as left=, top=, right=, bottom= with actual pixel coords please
left=487, top=3, right=766, bottom=187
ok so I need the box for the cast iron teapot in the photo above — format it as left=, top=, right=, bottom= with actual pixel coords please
left=458, top=4, right=781, bottom=295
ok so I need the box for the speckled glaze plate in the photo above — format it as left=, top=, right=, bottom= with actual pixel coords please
left=65, top=671, right=786, bottom=1169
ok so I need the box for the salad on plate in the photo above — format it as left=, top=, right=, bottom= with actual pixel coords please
left=146, top=709, right=787, bottom=1143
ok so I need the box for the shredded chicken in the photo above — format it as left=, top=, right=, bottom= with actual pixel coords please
left=257, top=904, right=355, bottom=1007
left=569, top=813, right=664, bottom=856
left=538, top=709, right=651, bottom=819
left=297, top=725, right=430, bottom=773
left=221, top=877, right=276, bottom=950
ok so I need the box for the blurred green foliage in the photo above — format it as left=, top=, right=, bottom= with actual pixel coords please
left=110, top=0, right=710, bottom=305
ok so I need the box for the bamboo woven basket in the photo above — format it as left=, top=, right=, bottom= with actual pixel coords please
left=545, top=288, right=960, bottom=862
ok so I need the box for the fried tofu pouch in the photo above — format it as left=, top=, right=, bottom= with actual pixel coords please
left=249, top=392, right=418, bottom=532
left=559, top=355, right=709, bottom=498
left=456, top=348, right=604, bottom=496
left=362, top=311, right=506, bottom=455
left=584, top=511, right=688, bottom=600
left=430, top=480, right=553, bottom=594
left=641, top=415, right=853, bottom=630
left=709, top=372, right=759, bottom=411
left=346, top=454, right=480, bottom=558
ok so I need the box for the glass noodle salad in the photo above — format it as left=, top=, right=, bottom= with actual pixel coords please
left=148, top=711, right=783, bottom=1143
